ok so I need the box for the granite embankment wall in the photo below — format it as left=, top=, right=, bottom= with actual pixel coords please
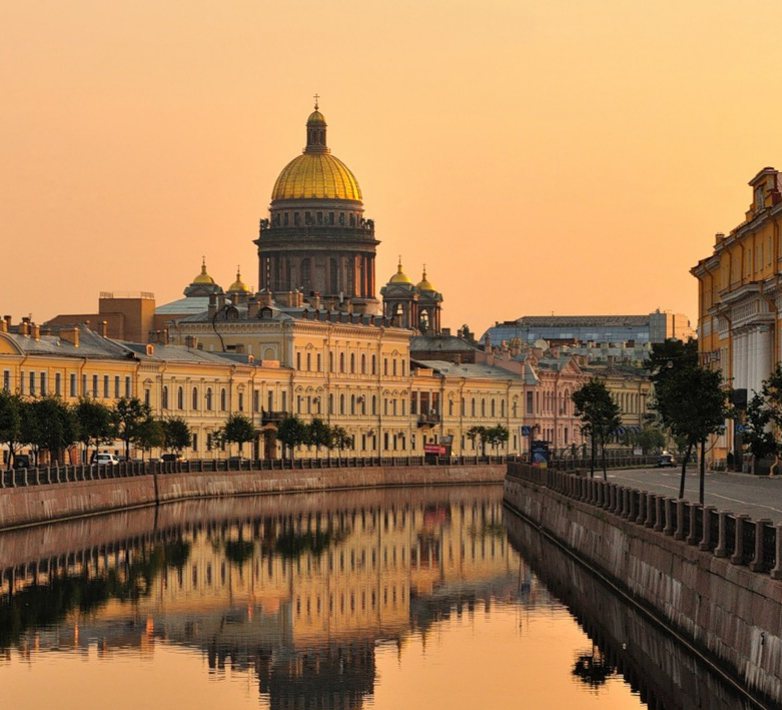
left=0, top=464, right=505, bottom=530
left=503, top=469, right=782, bottom=709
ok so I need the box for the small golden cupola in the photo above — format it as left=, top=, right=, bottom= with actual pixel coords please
left=193, top=257, right=214, bottom=284
left=416, top=265, right=436, bottom=292
left=227, top=266, right=250, bottom=295
left=184, top=257, right=222, bottom=297
left=389, top=257, right=413, bottom=285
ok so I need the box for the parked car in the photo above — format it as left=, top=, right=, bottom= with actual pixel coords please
left=160, top=453, right=182, bottom=463
left=12, top=454, right=31, bottom=470
left=92, top=452, right=120, bottom=466
left=657, top=454, right=676, bottom=468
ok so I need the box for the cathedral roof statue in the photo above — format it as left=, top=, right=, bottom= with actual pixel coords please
left=271, top=103, right=363, bottom=203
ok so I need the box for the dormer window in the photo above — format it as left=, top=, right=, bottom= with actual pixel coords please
left=755, top=184, right=765, bottom=212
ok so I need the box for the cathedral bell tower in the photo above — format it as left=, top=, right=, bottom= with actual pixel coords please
left=254, top=102, right=380, bottom=314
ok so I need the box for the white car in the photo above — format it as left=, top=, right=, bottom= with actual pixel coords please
left=94, top=453, right=120, bottom=466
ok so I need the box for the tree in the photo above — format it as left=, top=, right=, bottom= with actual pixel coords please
left=277, top=415, right=307, bottom=460
left=485, top=424, right=509, bottom=454
left=26, top=397, right=78, bottom=465
left=135, top=417, right=165, bottom=460
left=646, top=340, right=730, bottom=503
left=0, top=391, right=23, bottom=469
left=633, top=425, right=666, bottom=455
left=162, top=417, right=192, bottom=454
left=743, top=364, right=782, bottom=476
left=74, top=398, right=116, bottom=462
left=466, top=426, right=488, bottom=456
left=330, top=425, right=352, bottom=459
left=113, top=397, right=152, bottom=461
left=572, top=379, right=621, bottom=479
left=217, top=413, right=256, bottom=456
left=305, top=418, right=332, bottom=456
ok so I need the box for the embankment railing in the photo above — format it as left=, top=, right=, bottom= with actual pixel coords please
left=506, top=462, right=782, bottom=580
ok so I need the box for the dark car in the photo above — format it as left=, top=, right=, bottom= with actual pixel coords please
left=657, top=454, right=676, bottom=468
left=160, top=453, right=182, bottom=463
left=12, top=454, right=31, bottom=470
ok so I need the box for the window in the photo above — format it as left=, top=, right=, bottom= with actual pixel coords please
left=192, top=387, right=199, bottom=410
left=2, top=370, right=9, bottom=392
left=70, top=374, right=77, bottom=397
left=307, top=353, right=311, bottom=371
left=329, top=352, right=334, bottom=372
left=144, top=389, right=151, bottom=406
left=125, top=376, right=131, bottom=397
left=40, top=372, right=47, bottom=396
left=526, top=392, right=533, bottom=414
left=490, top=400, right=495, bottom=417
left=162, top=386, right=169, bottom=409
left=384, top=359, right=388, bottom=375
left=372, top=395, right=377, bottom=415
left=317, top=353, right=322, bottom=371
left=297, top=352, right=301, bottom=370
left=103, top=375, right=109, bottom=398
left=393, top=359, right=397, bottom=376
left=361, top=354, right=366, bottom=374
left=411, top=392, right=418, bottom=414
left=55, top=373, right=61, bottom=396
left=371, top=355, right=377, bottom=375
left=29, top=372, right=36, bottom=396
left=340, top=394, right=345, bottom=414
left=206, top=388, right=213, bottom=411
left=220, top=388, right=227, bottom=411
left=329, top=393, right=334, bottom=414
left=238, top=393, right=244, bottom=412
left=253, top=389, right=259, bottom=413
left=115, top=376, right=120, bottom=398
left=471, top=399, right=476, bottom=417
left=93, top=375, right=99, bottom=398
left=192, top=433, right=198, bottom=452
left=501, top=400, right=505, bottom=417
left=177, top=387, right=184, bottom=410
left=82, top=374, right=87, bottom=397
left=350, top=353, right=355, bottom=373
left=340, top=353, right=345, bottom=373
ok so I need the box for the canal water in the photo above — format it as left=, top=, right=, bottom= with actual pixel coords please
left=0, top=486, right=759, bottom=710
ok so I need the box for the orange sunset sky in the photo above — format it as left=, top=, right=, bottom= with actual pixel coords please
left=4, top=1, right=782, bottom=336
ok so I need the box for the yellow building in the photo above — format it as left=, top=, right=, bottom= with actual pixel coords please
left=691, top=166, right=782, bottom=465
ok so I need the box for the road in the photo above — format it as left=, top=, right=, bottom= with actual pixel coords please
left=606, top=468, right=782, bottom=525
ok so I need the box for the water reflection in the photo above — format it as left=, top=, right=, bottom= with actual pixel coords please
left=0, top=488, right=764, bottom=710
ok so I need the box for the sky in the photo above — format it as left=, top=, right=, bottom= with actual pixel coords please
left=4, top=0, right=782, bottom=336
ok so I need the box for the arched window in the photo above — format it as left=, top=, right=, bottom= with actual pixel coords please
left=371, top=355, right=377, bottom=375
left=296, top=352, right=301, bottom=370
left=351, top=395, right=356, bottom=415
left=490, top=400, right=495, bottom=417
left=192, top=387, right=199, bottom=410
left=220, top=388, right=227, bottom=411
left=306, top=353, right=311, bottom=371
left=340, top=394, right=345, bottom=414
left=206, top=388, right=213, bottom=411
left=350, top=353, right=355, bottom=373
left=501, top=400, right=505, bottom=417
left=329, top=352, right=334, bottom=372
left=162, top=386, right=168, bottom=409
left=361, top=354, right=366, bottom=374
left=393, top=359, right=397, bottom=376
left=481, top=399, right=486, bottom=417
left=340, top=353, right=345, bottom=373
left=471, top=399, right=476, bottom=417
left=329, top=394, right=334, bottom=414
left=372, top=395, right=377, bottom=415
left=177, top=387, right=184, bottom=410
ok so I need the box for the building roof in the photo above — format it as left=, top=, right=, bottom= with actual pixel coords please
left=410, top=335, right=479, bottom=353
left=413, top=359, right=526, bottom=382
left=513, top=315, right=651, bottom=327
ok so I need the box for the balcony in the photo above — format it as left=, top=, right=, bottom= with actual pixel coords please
left=262, top=410, right=289, bottom=425
left=417, top=413, right=441, bottom=427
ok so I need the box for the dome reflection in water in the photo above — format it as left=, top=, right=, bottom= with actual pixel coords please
left=0, top=487, right=756, bottom=710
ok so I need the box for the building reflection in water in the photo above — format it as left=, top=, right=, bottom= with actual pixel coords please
left=0, top=487, right=521, bottom=710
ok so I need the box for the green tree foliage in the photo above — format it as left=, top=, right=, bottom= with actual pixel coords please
left=484, top=425, right=510, bottom=454
left=633, top=426, right=666, bottom=455
left=277, top=415, right=307, bottom=460
left=0, top=391, right=23, bottom=469
left=330, top=425, right=352, bottom=458
left=646, top=339, right=730, bottom=503
left=216, top=413, right=256, bottom=456
left=466, top=425, right=487, bottom=456
left=305, top=418, right=332, bottom=453
left=113, top=397, right=152, bottom=461
left=162, top=417, right=192, bottom=454
left=743, top=364, right=782, bottom=475
left=74, top=398, right=116, bottom=461
left=572, top=379, right=621, bottom=479
left=134, top=417, right=165, bottom=460
left=26, top=397, right=78, bottom=465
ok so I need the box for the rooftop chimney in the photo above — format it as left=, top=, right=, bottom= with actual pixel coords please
left=60, top=327, right=79, bottom=348
left=31, top=323, right=40, bottom=340
left=99, top=320, right=108, bottom=337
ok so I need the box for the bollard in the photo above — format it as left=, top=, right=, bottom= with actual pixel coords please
left=654, top=495, right=664, bottom=532
left=663, top=498, right=675, bottom=536
left=731, top=515, right=751, bottom=566
left=750, top=519, right=772, bottom=573
left=699, top=506, right=717, bottom=551
left=674, top=501, right=687, bottom=540
left=714, top=512, right=730, bottom=558
left=771, top=524, right=782, bottom=580
left=687, top=505, right=701, bottom=546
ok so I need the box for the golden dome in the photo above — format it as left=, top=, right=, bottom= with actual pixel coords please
left=192, top=257, right=214, bottom=285
left=272, top=152, right=363, bottom=202
left=389, top=257, right=412, bottom=284
left=271, top=106, right=363, bottom=202
left=417, top=266, right=436, bottom=292
left=228, top=267, right=250, bottom=293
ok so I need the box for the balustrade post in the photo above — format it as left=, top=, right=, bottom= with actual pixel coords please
left=687, top=505, right=701, bottom=546
left=730, top=515, right=751, bottom=565
left=635, top=492, right=646, bottom=525
left=623, top=489, right=635, bottom=520
left=653, top=495, right=664, bottom=531
left=771, top=524, right=782, bottom=580
left=674, top=501, right=687, bottom=540
left=609, top=485, right=618, bottom=513
left=714, top=512, right=730, bottom=558
left=22, top=468, right=28, bottom=487
left=750, top=519, right=772, bottom=572
left=663, top=498, right=675, bottom=536
left=699, top=506, right=717, bottom=551
left=645, top=494, right=656, bottom=528
left=618, top=487, right=628, bottom=516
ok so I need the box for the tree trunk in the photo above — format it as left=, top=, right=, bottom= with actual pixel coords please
left=699, top=438, right=706, bottom=506
left=679, top=442, right=693, bottom=499
left=590, top=434, right=596, bottom=478
left=601, top=437, right=607, bottom=481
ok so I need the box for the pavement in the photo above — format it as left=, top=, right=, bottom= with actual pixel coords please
left=605, top=467, right=782, bottom=525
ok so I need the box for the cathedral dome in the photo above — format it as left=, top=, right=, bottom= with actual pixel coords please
left=388, top=258, right=412, bottom=285
left=271, top=106, right=363, bottom=203
left=228, top=267, right=250, bottom=294
left=192, top=258, right=215, bottom=285
left=416, top=267, right=436, bottom=292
